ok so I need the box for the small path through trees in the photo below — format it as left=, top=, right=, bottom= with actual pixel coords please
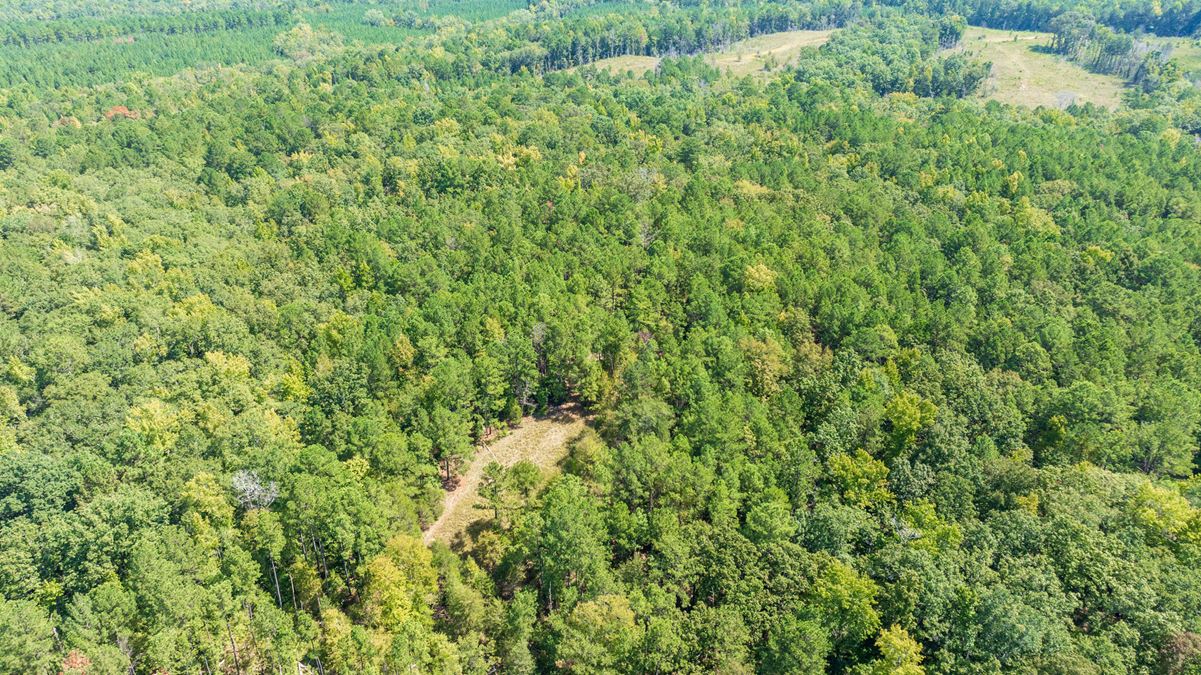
left=423, top=404, right=590, bottom=546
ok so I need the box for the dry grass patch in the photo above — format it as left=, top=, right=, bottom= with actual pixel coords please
left=576, top=55, right=661, bottom=76
left=572, top=29, right=833, bottom=79
left=423, top=403, right=591, bottom=547
left=959, top=26, right=1126, bottom=109
left=706, top=29, right=833, bottom=76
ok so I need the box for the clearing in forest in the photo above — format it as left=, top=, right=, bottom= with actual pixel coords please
left=959, top=26, right=1126, bottom=109
left=706, top=29, right=834, bottom=75
left=582, top=54, right=663, bottom=76
left=581, top=29, right=833, bottom=77
left=423, top=404, right=591, bottom=547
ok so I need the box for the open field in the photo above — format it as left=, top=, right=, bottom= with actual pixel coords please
left=423, top=404, right=591, bottom=548
left=583, top=55, right=663, bottom=76
left=960, top=26, right=1126, bottom=109
left=707, top=29, right=833, bottom=75
left=582, top=28, right=833, bottom=77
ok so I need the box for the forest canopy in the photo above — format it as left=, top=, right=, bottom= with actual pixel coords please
left=2, top=0, right=1201, bottom=673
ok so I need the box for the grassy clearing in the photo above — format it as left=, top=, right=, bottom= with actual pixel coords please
left=581, top=55, right=662, bottom=76
left=423, top=404, right=591, bottom=548
left=706, top=29, right=833, bottom=76
left=959, top=26, right=1126, bottom=109
left=580, top=29, right=833, bottom=78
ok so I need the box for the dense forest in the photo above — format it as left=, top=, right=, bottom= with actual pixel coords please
left=2, top=0, right=1201, bottom=673
left=908, top=0, right=1201, bottom=36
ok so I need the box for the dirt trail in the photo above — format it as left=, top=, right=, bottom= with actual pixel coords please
left=423, top=404, right=590, bottom=546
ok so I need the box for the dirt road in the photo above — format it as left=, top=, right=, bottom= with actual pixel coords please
left=423, top=404, right=590, bottom=546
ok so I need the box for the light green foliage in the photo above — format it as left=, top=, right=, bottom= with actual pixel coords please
left=272, top=22, right=345, bottom=63
left=550, top=594, right=642, bottom=673
left=1130, top=481, right=1201, bottom=549
left=828, top=449, right=894, bottom=510
left=811, top=556, right=882, bottom=647
left=883, top=390, right=937, bottom=457
left=862, top=625, right=925, bottom=675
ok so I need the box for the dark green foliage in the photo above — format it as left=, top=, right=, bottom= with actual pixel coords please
left=906, top=0, right=1201, bottom=37
left=0, top=138, right=13, bottom=170
left=795, top=13, right=990, bottom=96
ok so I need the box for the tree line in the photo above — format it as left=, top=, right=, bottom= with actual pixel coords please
left=1049, top=10, right=1179, bottom=91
